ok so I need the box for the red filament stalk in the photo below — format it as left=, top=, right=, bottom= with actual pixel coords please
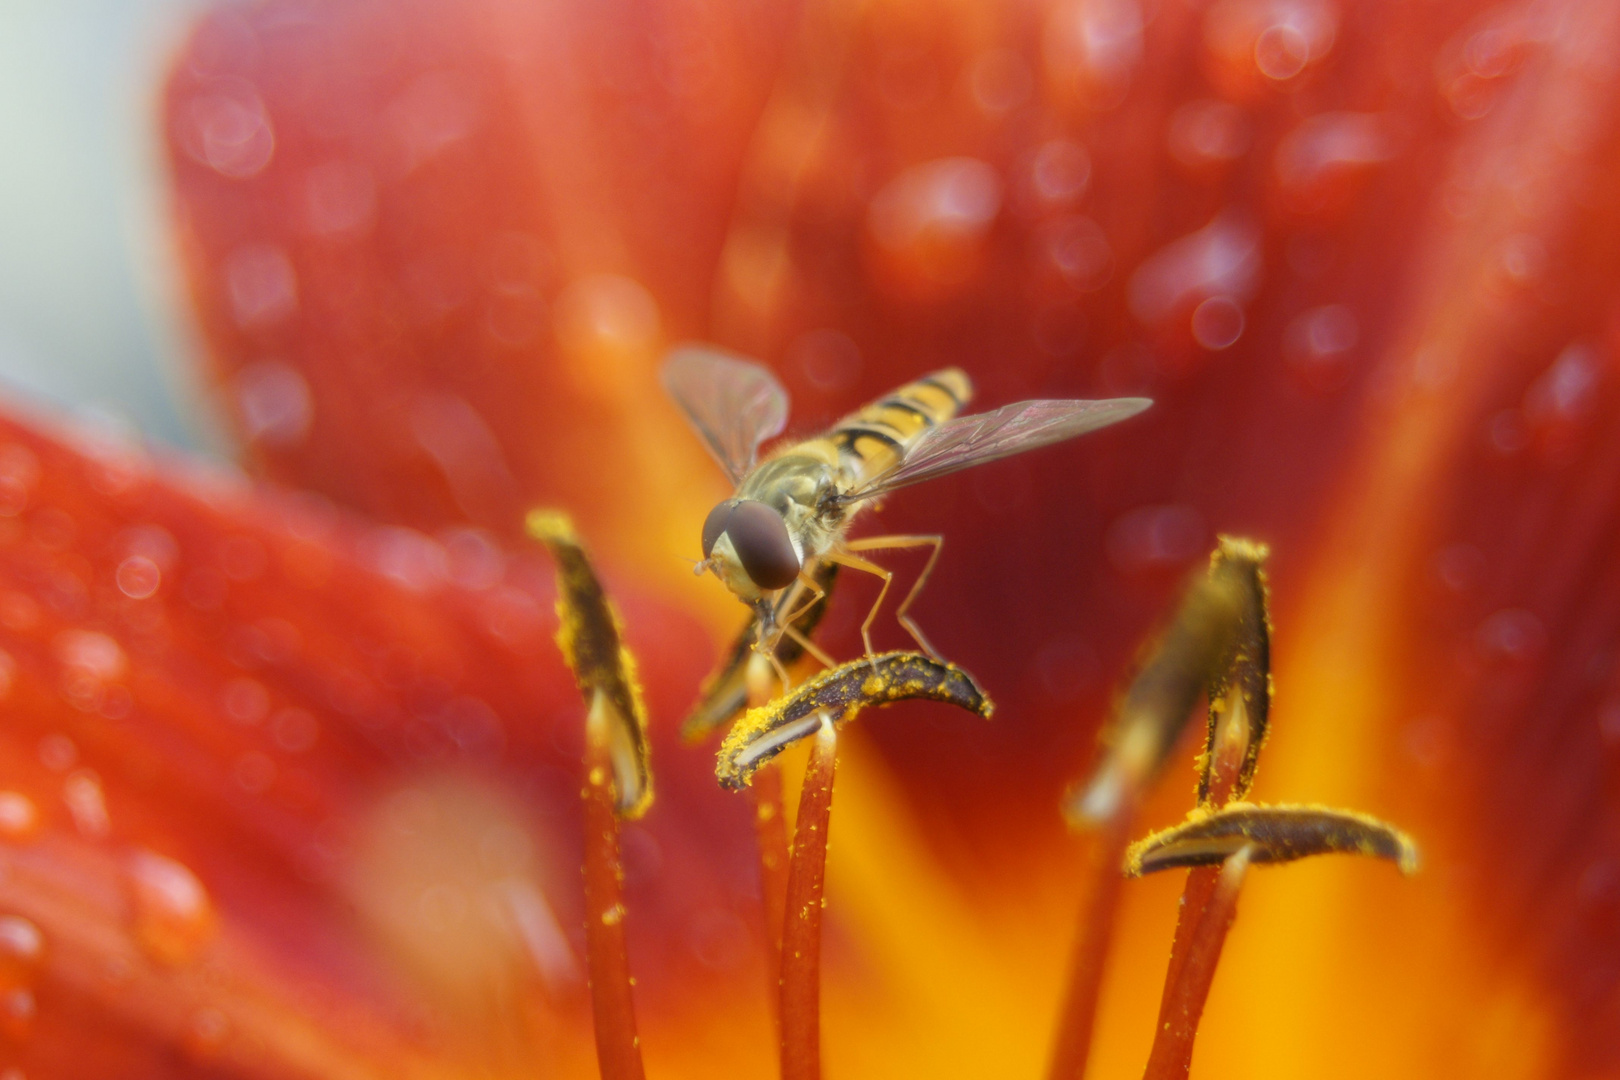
left=780, top=716, right=838, bottom=1080
left=1141, top=846, right=1253, bottom=1080
left=582, top=724, right=646, bottom=1080
left=1046, top=803, right=1136, bottom=1080
left=753, top=763, right=791, bottom=1024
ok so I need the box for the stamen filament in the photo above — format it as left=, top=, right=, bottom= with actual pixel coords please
left=1045, top=800, right=1136, bottom=1080
left=780, top=714, right=837, bottom=1080
left=1141, top=845, right=1254, bottom=1080
left=583, top=695, right=647, bottom=1080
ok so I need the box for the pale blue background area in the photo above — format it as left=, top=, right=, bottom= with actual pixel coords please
left=0, top=0, right=215, bottom=451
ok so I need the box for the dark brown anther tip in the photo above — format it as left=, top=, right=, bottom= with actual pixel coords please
left=716, top=651, right=993, bottom=790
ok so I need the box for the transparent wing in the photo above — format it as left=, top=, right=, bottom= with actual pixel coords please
left=661, top=345, right=791, bottom=483
left=837, top=396, right=1151, bottom=503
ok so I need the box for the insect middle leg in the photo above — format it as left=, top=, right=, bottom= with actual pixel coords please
left=827, top=534, right=944, bottom=659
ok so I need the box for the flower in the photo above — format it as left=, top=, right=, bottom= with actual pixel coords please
left=0, top=0, right=1614, bottom=1076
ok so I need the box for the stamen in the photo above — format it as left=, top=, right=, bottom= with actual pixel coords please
left=527, top=509, right=654, bottom=818
left=1141, top=845, right=1254, bottom=1080
left=716, top=651, right=993, bottom=789
left=582, top=691, right=648, bottom=1080
left=1064, top=568, right=1244, bottom=826
left=679, top=561, right=840, bottom=743
left=746, top=653, right=791, bottom=1030
left=1197, top=538, right=1271, bottom=806
left=1044, top=804, right=1135, bottom=1080
left=527, top=510, right=651, bottom=1080
left=1126, top=803, right=1420, bottom=876
left=780, top=714, right=837, bottom=1080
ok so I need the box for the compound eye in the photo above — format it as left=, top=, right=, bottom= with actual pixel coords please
left=701, top=501, right=735, bottom=559
left=726, top=500, right=800, bottom=591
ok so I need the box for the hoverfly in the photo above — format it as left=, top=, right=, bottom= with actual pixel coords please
left=663, top=345, right=1150, bottom=666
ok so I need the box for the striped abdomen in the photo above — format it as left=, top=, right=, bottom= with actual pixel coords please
left=825, top=369, right=974, bottom=489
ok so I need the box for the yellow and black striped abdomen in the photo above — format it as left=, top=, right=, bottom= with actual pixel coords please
left=826, top=368, right=973, bottom=487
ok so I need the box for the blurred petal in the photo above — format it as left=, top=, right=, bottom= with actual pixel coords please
left=159, top=0, right=1620, bottom=1076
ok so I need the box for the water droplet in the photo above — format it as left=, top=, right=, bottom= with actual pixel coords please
left=1105, top=505, right=1208, bottom=573
left=1284, top=303, right=1359, bottom=389
left=271, top=708, right=319, bottom=753
left=1039, top=215, right=1113, bottom=292
left=867, top=157, right=1003, bottom=266
left=0, top=794, right=38, bottom=841
left=968, top=49, right=1033, bottom=114
left=0, top=917, right=45, bottom=973
left=1190, top=295, right=1246, bottom=349
left=1475, top=609, right=1547, bottom=665
left=552, top=275, right=662, bottom=396
left=0, top=446, right=40, bottom=519
left=115, top=556, right=162, bottom=600
left=176, top=81, right=275, bottom=178
left=1498, top=233, right=1548, bottom=287
left=1275, top=113, right=1394, bottom=204
left=234, top=362, right=313, bottom=447
left=221, top=678, right=270, bottom=725
left=1042, top=0, right=1144, bottom=107
left=222, top=244, right=298, bottom=329
left=233, top=751, right=276, bottom=793
left=186, top=1007, right=230, bottom=1057
left=0, top=986, right=35, bottom=1040
left=1128, top=214, right=1260, bottom=326
left=1525, top=342, right=1602, bottom=428
left=1031, top=140, right=1092, bottom=203
left=62, top=770, right=109, bottom=839
left=221, top=536, right=268, bottom=583
left=364, top=528, right=449, bottom=593
left=1168, top=99, right=1250, bottom=169
left=37, top=736, right=76, bottom=773
left=389, top=70, right=480, bottom=171
left=302, top=159, right=377, bottom=236
left=127, top=849, right=218, bottom=965
left=1253, top=23, right=1310, bottom=79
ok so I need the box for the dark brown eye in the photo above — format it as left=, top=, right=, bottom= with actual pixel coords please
left=701, top=501, right=735, bottom=558
left=725, top=500, right=800, bottom=590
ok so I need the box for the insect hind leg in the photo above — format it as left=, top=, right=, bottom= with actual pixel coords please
left=830, top=534, right=945, bottom=659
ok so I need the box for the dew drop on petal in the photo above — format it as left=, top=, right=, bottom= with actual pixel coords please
left=1032, top=139, right=1092, bottom=203
left=0, top=917, right=45, bottom=974
left=0, top=987, right=34, bottom=1041
left=0, top=446, right=40, bottom=518
left=1168, top=99, right=1250, bottom=169
left=552, top=275, right=662, bottom=398
left=271, top=708, right=319, bottom=753
left=234, top=362, right=313, bottom=447
left=176, top=82, right=275, bottom=179
left=874, top=156, right=997, bottom=255
left=221, top=678, right=270, bottom=725
left=1105, top=505, right=1209, bottom=573
left=127, top=849, right=218, bottom=965
left=186, top=1007, right=230, bottom=1058
left=62, top=770, right=109, bottom=840
left=302, top=159, right=377, bottom=236
left=1254, top=23, right=1310, bottom=79
left=1039, top=215, right=1113, bottom=292
left=1191, top=295, right=1246, bottom=349
left=0, top=794, right=38, bottom=841
left=116, top=556, right=162, bottom=600
left=222, top=244, right=298, bottom=329
left=1128, top=214, right=1261, bottom=326
left=968, top=49, right=1033, bottom=114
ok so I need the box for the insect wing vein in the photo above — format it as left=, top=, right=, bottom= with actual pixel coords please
left=661, top=345, right=791, bottom=482
left=838, top=396, right=1150, bottom=503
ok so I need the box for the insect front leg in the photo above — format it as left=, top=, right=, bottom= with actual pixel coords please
left=842, top=534, right=945, bottom=659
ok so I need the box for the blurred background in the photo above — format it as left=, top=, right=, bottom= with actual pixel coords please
left=0, top=0, right=206, bottom=451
